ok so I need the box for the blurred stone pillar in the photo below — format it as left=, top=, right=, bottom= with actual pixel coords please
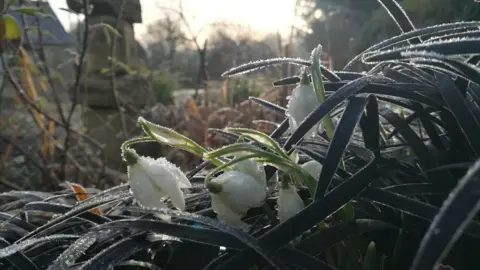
left=68, top=0, right=154, bottom=170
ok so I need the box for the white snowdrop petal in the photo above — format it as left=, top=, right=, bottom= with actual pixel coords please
left=128, top=165, right=166, bottom=208
left=301, top=160, right=323, bottom=180
left=143, top=158, right=187, bottom=210
left=286, top=84, right=320, bottom=137
left=209, top=171, right=267, bottom=226
left=278, top=185, right=304, bottom=223
left=161, top=177, right=186, bottom=210
left=212, top=195, right=250, bottom=230
left=232, top=158, right=266, bottom=187
left=175, top=174, right=192, bottom=189
left=211, top=194, right=243, bottom=221
left=158, top=157, right=192, bottom=189
left=218, top=171, right=266, bottom=209
left=127, top=155, right=189, bottom=210
left=154, top=213, right=172, bottom=222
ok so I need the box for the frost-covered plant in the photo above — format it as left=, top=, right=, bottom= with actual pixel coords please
left=117, top=44, right=338, bottom=232
left=122, top=148, right=191, bottom=210
left=4, top=2, right=480, bottom=269
left=286, top=71, right=323, bottom=138
left=125, top=117, right=319, bottom=225
left=277, top=178, right=304, bottom=223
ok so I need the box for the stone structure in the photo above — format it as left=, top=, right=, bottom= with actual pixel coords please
left=67, top=0, right=155, bottom=170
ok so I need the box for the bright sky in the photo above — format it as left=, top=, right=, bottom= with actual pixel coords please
left=48, top=0, right=299, bottom=44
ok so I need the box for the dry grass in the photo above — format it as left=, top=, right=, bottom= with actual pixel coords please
left=161, top=79, right=284, bottom=170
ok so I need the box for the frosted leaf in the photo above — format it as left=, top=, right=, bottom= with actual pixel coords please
left=0, top=234, right=78, bottom=259
left=20, top=188, right=130, bottom=241
left=222, top=57, right=310, bottom=77
left=0, top=191, right=51, bottom=201
left=75, top=184, right=130, bottom=207
left=147, top=232, right=181, bottom=242
left=48, top=233, right=97, bottom=270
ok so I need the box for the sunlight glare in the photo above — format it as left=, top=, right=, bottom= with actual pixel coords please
left=49, top=0, right=298, bottom=43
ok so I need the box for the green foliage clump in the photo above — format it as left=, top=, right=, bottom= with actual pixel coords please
left=228, top=77, right=261, bottom=104
left=151, top=69, right=179, bottom=105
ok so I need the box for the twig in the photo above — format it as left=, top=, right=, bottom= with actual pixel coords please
left=62, top=0, right=91, bottom=180
left=0, top=48, right=51, bottom=171
left=155, top=0, right=210, bottom=104
left=0, top=49, right=105, bottom=182
left=0, top=176, right=22, bottom=190
left=0, top=70, right=7, bottom=114
left=177, top=1, right=210, bottom=105
left=32, top=0, right=68, bottom=125
left=1, top=126, right=19, bottom=164
left=0, top=79, right=102, bottom=149
left=0, top=132, right=56, bottom=187
left=108, top=0, right=128, bottom=137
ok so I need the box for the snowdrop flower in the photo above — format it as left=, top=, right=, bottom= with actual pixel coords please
left=123, top=148, right=192, bottom=210
left=286, top=80, right=322, bottom=137
left=277, top=181, right=305, bottom=223
left=231, top=156, right=267, bottom=187
left=207, top=170, right=267, bottom=229
left=301, top=160, right=323, bottom=180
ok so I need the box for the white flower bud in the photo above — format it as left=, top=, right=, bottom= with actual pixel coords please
left=277, top=183, right=304, bottom=223
left=207, top=171, right=267, bottom=228
left=286, top=83, right=322, bottom=137
left=301, top=160, right=323, bottom=180
left=125, top=149, right=191, bottom=210
left=232, top=157, right=266, bottom=187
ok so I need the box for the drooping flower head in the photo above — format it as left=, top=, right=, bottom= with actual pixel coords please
left=301, top=160, right=323, bottom=181
left=123, top=148, right=192, bottom=210
left=206, top=158, right=268, bottom=229
left=286, top=72, right=322, bottom=137
left=231, top=155, right=267, bottom=187
left=277, top=179, right=304, bottom=223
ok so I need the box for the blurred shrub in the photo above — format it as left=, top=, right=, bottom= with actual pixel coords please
left=151, top=69, right=179, bottom=105
left=227, top=77, right=261, bottom=104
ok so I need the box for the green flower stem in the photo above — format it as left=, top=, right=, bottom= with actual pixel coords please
left=122, top=149, right=139, bottom=165
left=121, top=137, right=156, bottom=152
left=310, top=45, right=335, bottom=141
left=138, top=117, right=223, bottom=167
left=204, top=153, right=260, bottom=185
left=206, top=181, right=222, bottom=194
left=121, top=137, right=157, bottom=165
left=310, top=46, right=346, bottom=171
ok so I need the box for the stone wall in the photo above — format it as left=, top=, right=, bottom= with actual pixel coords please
left=67, top=0, right=153, bottom=170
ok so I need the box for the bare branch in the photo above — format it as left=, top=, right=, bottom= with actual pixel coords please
left=62, top=0, right=91, bottom=180
left=108, top=0, right=128, bottom=137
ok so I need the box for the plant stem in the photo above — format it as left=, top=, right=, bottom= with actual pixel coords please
left=310, top=45, right=335, bottom=141
left=121, top=137, right=156, bottom=152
